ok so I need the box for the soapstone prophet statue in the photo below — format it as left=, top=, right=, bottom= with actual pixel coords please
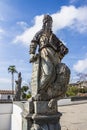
left=29, top=15, right=70, bottom=101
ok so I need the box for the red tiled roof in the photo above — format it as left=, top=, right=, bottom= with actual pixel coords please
left=0, top=90, right=15, bottom=94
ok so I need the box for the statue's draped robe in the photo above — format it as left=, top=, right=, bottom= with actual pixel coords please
left=39, top=33, right=61, bottom=89
left=30, top=30, right=70, bottom=99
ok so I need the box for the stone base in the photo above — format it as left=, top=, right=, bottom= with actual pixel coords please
left=28, top=100, right=58, bottom=114
left=27, top=99, right=62, bottom=130
left=26, top=112, right=62, bottom=130
left=34, top=101, right=57, bottom=114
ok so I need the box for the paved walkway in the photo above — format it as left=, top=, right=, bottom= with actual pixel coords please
left=59, top=102, right=87, bottom=130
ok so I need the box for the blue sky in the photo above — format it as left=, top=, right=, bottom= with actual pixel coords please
left=0, top=0, right=87, bottom=90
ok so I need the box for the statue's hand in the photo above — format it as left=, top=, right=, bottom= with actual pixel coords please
left=29, top=54, right=37, bottom=63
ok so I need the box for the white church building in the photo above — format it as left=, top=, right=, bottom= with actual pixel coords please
left=0, top=90, right=14, bottom=100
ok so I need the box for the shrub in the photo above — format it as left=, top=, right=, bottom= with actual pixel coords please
left=66, top=85, right=78, bottom=97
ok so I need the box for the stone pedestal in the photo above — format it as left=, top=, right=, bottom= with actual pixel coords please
left=26, top=113, right=62, bottom=130
left=26, top=100, right=62, bottom=130
left=34, top=101, right=57, bottom=114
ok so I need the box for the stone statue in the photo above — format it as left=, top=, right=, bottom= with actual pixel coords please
left=29, top=15, right=70, bottom=102
left=28, top=14, right=70, bottom=130
left=15, top=72, right=22, bottom=100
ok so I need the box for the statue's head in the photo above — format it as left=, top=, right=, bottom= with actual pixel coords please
left=42, top=14, right=53, bottom=31
left=43, top=15, right=53, bottom=24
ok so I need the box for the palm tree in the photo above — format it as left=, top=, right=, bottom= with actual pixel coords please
left=8, top=65, right=18, bottom=98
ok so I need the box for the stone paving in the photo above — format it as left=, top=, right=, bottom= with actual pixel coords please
left=59, top=103, right=87, bottom=130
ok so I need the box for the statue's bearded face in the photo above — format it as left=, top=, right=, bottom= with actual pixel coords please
left=45, top=20, right=52, bottom=30
left=43, top=20, right=52, bottom=33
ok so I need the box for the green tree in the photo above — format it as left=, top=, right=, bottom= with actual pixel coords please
left=8, top=65, right=18, bottom=98
left=66, top=85, right=78, bottom=97
left=21, top=85, right=31, bottom=100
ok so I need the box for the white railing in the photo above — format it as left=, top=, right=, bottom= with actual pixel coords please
left=0, top=101, right=23, bottom=130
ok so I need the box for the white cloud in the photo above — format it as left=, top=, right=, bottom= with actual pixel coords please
left=0, top=78, right=10, bottom=84
left=0, top=28, right=5, bottom=33
left=14, top=5, right=87, bottom=45
left=0, top=28, right=5, bottom=39
left=73, top=58, right=87, bottom=73
left=0, top=78, right=11, bottom=90
left=13, top=15, right=43, bottom=45
left=52, top=6, right=87, bottom=33
left=16, top=21, right=29, bottom=30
